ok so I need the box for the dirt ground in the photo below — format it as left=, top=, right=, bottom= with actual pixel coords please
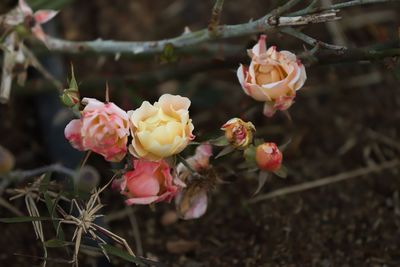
left=1, top=1, right=400, bottom=266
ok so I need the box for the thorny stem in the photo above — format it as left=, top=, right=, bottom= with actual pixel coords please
left=289, top=0, right=400, bottom=16
left=43, top=11, right=339, bottom=56
left=280, top=27, right=347, bottom=50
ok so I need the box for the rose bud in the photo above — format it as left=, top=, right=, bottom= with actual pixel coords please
left=64, top=98, right=130, bottom=162
left=255, top=142, right=282, bottom=172
left=237, top=35, right=307, bottom=117
left=128, top=94, right=194, bottom=161
left=60, top=88, right=80, bottom=108
left=175, top=144, right=213, bottom=220
left=0, top=145, right=15, bottom=174
left=74, top=165, right=100, bottom=192
left=115, top=159, right=178, bottom=205
left=221, top=118, right=255, bottom=149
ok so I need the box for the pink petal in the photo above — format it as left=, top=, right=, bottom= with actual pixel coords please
left=31, top=25, right=47, bottom=44
left=125, top=196, right=160, bottom=205
left=34, top=10, right=58, bottom=24
left=19, top=0, right=33, bottom=16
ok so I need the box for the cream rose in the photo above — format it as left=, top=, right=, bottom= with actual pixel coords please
left=128, top=94, right=194, bottom=161
left=237, top=35, right=307, bottom=117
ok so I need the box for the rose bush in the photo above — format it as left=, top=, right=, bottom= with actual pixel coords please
left=64, top=98, right=130, bottom=162
left=128, top=94, right=194, bottom=161
left=237, top=35, right=307, bottom=117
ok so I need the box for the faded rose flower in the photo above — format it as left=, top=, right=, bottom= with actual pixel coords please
left=221, top=118, right=255, bottom=149
left=175, top=144, right=213, bottom=220
left=115, top=159, right=178, bottom=205
left=64, top=98, right=129, bottom=162
left=128, top=94, right=194, bottom=161
left=255, top=142, right=283, bottom=172
left=237, top=35, right=307, bottom=117
left=4, top=0, right=58, bottom=44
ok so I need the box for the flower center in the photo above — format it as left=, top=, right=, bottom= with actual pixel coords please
left=255, top=64, right=287, bottom=85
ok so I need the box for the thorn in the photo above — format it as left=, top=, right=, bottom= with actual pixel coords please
left=105, top=82, right=110, bottom=103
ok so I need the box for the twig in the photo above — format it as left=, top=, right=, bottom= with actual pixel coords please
left=0, top=163, right=76, bottom=195
left=270, top=0, right=303, bottom=17
left=127, top=207, right=143, bottom=256
left=0, top=196, right=24, bottom=216
left=367, top=129, right=400, bottom=152
left=289, top=0, right=400, bottom=16
left=44, top=11, right=339, bottom=56
left=249, top=159, right=400, bottom=203
left=280, top=27, right=346, bottom=50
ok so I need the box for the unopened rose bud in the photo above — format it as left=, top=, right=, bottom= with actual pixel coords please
left=74, top=165, right=100, bottom=192
left=255, top=142, right=282, bottom=172
left=221, top=118, right=255, bottom=149
left=0, top=145, right=15, bottom=174
left=60, top=88, right=80, bottom=108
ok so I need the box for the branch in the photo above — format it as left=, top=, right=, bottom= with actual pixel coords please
left=249, top=159, right=400, bottom=203
left=280, top=27, right=347, bottom=50
left=44, top=11, right=339, bottom=56
left=289, top=0, right=400, bottom=16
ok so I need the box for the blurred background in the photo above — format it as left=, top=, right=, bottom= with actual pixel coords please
left=1, top=0, right=400, bottom=266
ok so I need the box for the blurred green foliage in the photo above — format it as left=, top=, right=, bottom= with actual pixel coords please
left=27, top=0, right=74, bottom=10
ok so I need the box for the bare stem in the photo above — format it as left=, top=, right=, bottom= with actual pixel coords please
left=280, top=27, right=347, bottom=50
left=249, top=159, right=400, bottom=203
left=289, top=0, right=400, bottom=16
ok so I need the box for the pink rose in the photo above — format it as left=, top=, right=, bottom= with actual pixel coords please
left=116, top=159, right=178, bottom=205
left=175, top=144, right=213, bottom=220
left=64, top=98, right=129, bottom=162
left=237, top=35, right=307, bottom=117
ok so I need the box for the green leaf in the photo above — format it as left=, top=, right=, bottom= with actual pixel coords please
left=44, top=192, right=65, bottom=240
left=0, top=216, right=51, bottom=223
left=243, top=145, right=256, bottom=164
left=69, top=64, right=78, bottom=90
left=45, top=239, right=69, bottom=248
left=273, top=165, right=288, bottom=179
left=215, top=146, right=235, bottom=159
left=254, top=138, right=264, bottom=146
left=253, top=171, right=269, bottom=196
left=39, top=172, right=52, bottom=193
left=209, top=136, right=229, bottom=147
left=99, top=244, right=146, bottom=266
left=279, top=139, right=292, bottom=152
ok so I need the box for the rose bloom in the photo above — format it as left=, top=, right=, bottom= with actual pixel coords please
left=175, top=144, right=213, bottom=220
left=237, top=35, right=307, bottom=117
left=64, top=98, right=130, bottom=162
left=221, top=118, right=255, bottom=149
left=255, top=142, right=283, bottom=172
left=128, top=94, right=194, bottom=161
left=115, top=159, right=178, bottom=205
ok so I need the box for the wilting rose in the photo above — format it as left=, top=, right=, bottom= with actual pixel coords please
left=115, top=159, right=178, bottom=205
left=237, top=35, right=307, bottom=117
left=64, top=98, right=129, bottom=162
left=128, top=94, right=194, bottom=161
left=175, top=144, right=213, bottom=220
left=255, top=142, right=283, bottom=172
left=221, top=118, right=255, bottom=149
left=4, top=0, right=58, bottom=44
